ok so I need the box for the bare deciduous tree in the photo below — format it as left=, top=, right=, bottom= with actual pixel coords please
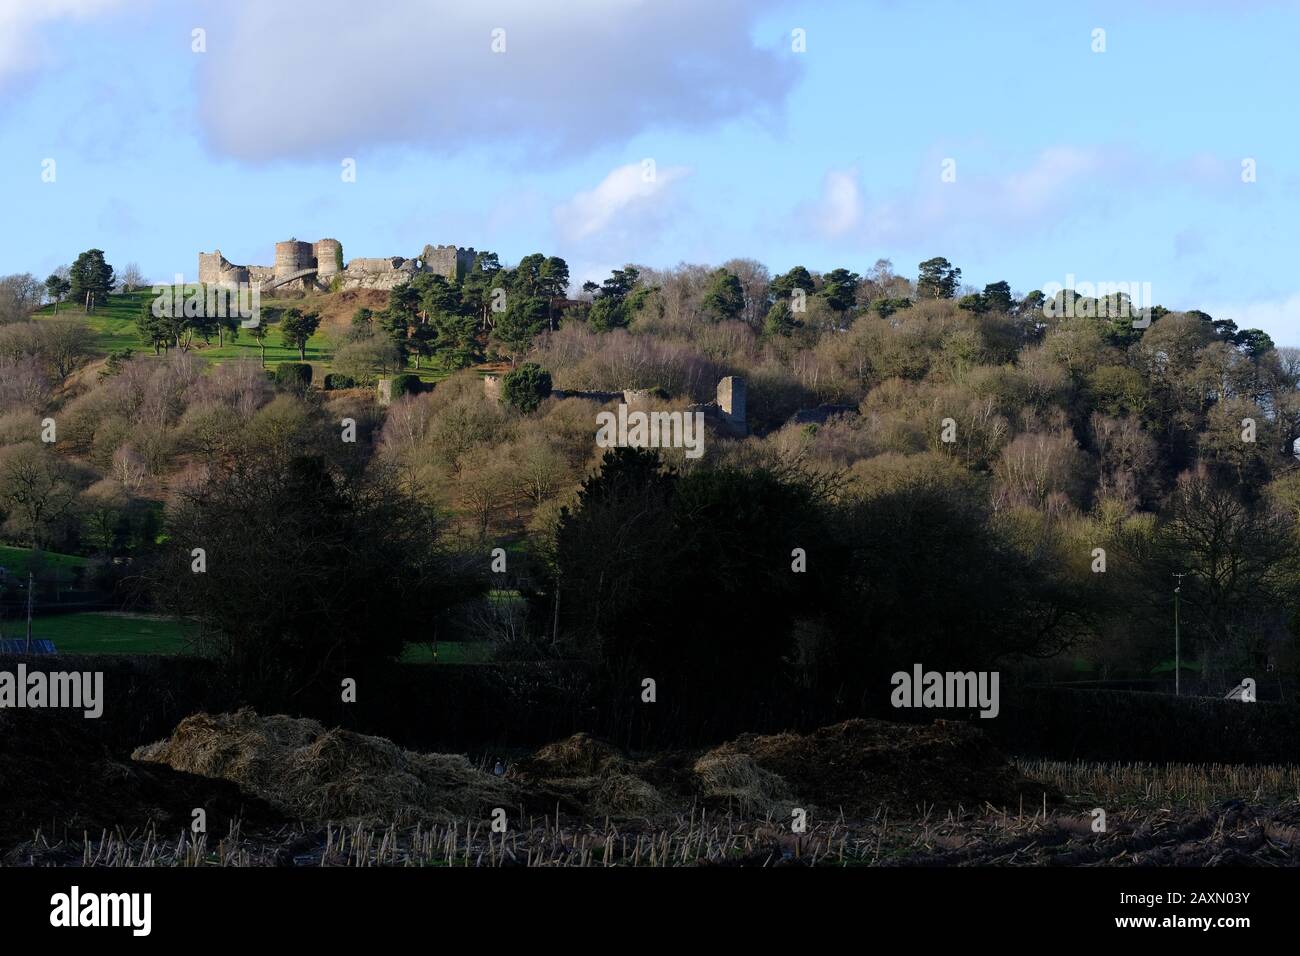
left=0, top=443, right=78, bottom=547
left=118, top=262, right=146, bottom=292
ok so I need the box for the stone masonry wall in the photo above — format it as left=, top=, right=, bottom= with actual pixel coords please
left=199, top=241, right=477, bottom=292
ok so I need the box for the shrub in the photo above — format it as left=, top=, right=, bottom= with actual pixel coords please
left=502, top=362, right=553, bottom=413
left=323, top=373, right=356, bottom=391
left=390, top=374, right=425, bottom=398
left=274, top=363, right=313, bottom=392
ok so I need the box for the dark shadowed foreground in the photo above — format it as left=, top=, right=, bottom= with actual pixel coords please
left=4, top=708, right=1298, bottom=866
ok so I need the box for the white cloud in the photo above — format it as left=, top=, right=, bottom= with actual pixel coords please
left=1000, top=146, right=1100, bottom=216
left=1202, top=293, right=1300, bottom=348
left=798, top=147, right=1118, bottom=248
left=554, top=161, right=690, bottom=241
left=804, top=165, right=862, bottom=238
left=193, top=0, right=796, bottom=163
left=0, top=0, right=137, bottom=88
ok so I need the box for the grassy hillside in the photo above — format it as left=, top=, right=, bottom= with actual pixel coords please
left=0, top=544, right=90, bottom=577
left=33, top=290, right=337, bottom=367
left=32, top=289, right=449, bottom=385
left=36, top=290, right=151, bottom=352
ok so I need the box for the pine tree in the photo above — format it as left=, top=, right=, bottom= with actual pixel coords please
left=68, top=249, right=115, bottom=311
left=916, top=257, right=961, bottom=300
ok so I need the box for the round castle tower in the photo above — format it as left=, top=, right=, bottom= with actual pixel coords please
left=314, top=238, right=343, bottom=278
left=274, top=240, right=315, bottom=279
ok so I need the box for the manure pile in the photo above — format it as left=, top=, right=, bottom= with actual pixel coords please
left=132, top=709, right=515, bottom=825
left=132, top=712, right=1056, bottom=826
left=0, top=708, right=278, bottom=857
left=697, top=718, right=1058, bottom=816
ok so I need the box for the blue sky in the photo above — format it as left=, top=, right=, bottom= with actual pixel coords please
left=1, top=0, right=1297, bottom=342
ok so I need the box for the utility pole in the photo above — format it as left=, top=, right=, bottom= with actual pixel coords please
left=1172, top=572, right=1188, bottom=696
left=552, top=584, right=560, bottom=646
left=25, top=571, right=34, bottom=653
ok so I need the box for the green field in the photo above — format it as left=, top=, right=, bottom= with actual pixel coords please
left=2, top=547, right=484, bottom=660
left=10, top=608, right=482, bottom=661
left=14, top=611, right=197, bottom=654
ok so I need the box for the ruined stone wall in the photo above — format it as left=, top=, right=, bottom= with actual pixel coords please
left=716, top=376, right=747, bottom=436
left=341, top=256, right=421, bottom=290
left=198, top=251, right=251, bottom=287
left=491, top=375, right=748, bottom=440
left=348, top=257, right=404, bottom=273
left=421, top=244, right=476, bottom=282
left=456, top=246, right=477, bottom=279
left=198, top=252, right=225, bottom=285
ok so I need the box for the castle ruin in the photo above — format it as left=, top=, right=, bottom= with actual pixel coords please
left=482, top=374, right=748, bottom=437
left=198, top=239, right=476, bottom=293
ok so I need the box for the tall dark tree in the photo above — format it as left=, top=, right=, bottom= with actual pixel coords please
left=815, top=478, right=1092, bottom=703
left=510, top=254, right=547, bottom=298
left=916, top=257, right=961, bottom=299
left=493, top=295, right=548, bottom=365
left=701, top=269, right=745, bottom=322
left=377, top=283, right=421, bottom=363
left=981, top=281, right=1014, bottom=314
left=762, top=298, right=800, bottom=337
left=587, top=267, right=645, bottom=332
left=1235, top=328, right=1275, bottom=359
left=409, top=317, right=436, bottom=369
left=769, top=266, right=816, bottom=301
left=430, top=308, right=479, bottom=368
left=137, top=300, right=170, bottom=354
left=44, top=273, right=71, bottom=314
left=540, top=255, right=571, bottom=330
left=415, top=274, right=462, bottom=322
left=149, top=452, right=484, bottom=699
left=554, top=449, right=828, bottom=715
left=462, top=251, right=504, bottom=327
left=539, top=256, right=570, bottom=297
left=818, top=268, right=860, bottom=315
left=68, top=249, right=115, bottom=311
left=278, top=308, right=321, bottom=361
